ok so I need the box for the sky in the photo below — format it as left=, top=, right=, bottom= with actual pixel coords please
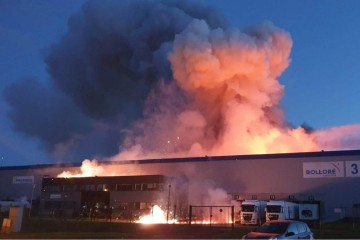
left=1, top=0, right=360, bottom=167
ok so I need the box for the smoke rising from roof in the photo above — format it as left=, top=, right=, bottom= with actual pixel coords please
left=112, top=19, right=318, bottom=160
left=3, top=0, right=227, bottom=162
left=3, top=0, right=359, bottom=164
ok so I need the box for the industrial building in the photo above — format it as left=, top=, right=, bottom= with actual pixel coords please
left=0, top=149, right=360, bottom=223
left=39, top=175, right=189, bottom=220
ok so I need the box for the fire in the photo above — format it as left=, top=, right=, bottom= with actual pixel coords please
left=57, top=159, right=106, bottom=178
left=53, top=16, right=360, bottom=224
left=136, top=205, right=177, bottom=224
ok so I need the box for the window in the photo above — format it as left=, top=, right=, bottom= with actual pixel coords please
left=297, top=223, right=307, bottom=233
left=44, top=201, right=62, bottom=209
left=266, top=205, right=281, bottom=213
left=83, top=184, right=96, bottom=191
left=139, top=202, right=151, bottom=210
left=287, top=223, right=299, bottom=235
left=115, top=202, right=131, bottom=210
left=135, top=184, right=142, bottom=191
left=241, top=205, right=255, bottom=212
left=255, top=222, right=288, bottom=234
left=96, top=184, right=108, bottom=191
left=43, top=185, right=61, bottom=192
left=108, top=184, right=115, bottom=191
left=142, top=183, right=157, bottom=190
left=63, top=185, right=78, bottom=191
left=114, top=202, right=150, bottom=210
left=133, top=202, right=141, bottom=210
left=116, top=184, right=133, bottom=191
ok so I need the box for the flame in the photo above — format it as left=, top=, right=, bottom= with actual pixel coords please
left=136, top=205, right=177, bottom=224
left=57, top=159, right=105, bottom=178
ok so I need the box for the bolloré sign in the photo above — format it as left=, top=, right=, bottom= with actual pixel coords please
left=303, top=162, right=344, bottom=178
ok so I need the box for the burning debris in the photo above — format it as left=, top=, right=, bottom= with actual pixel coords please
left=136, top=205, right=177, bottom=224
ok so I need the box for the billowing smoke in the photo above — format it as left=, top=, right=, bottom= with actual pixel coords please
left=314, top=124, right=360, bottom=151
left=112, top=19, right=318, bottom=160
left=57, top=159, right=106, bottom=177
left=3, top=0, right=359, bottom=164
left=174, top=19, right=317, bottom=155
left=6, top=0, right=360, bottom=214
left=3, top=0, right=227, bottom=162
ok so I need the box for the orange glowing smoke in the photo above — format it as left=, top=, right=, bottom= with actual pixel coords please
left=54, top=16, right=360, bottom=219
left=107, top=20, right=320, bottom=162
left=168, top=20, right=318, bottom=156
left=58, top=20, right=359, bottom=178
left=57, top=159, right=107, bottom=178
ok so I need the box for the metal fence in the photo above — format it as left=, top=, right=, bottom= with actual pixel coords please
left=188, top=205, right=234, bottom=228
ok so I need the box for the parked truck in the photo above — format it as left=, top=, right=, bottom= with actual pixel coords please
left=265, top=200, right=299, bottom=221
left=240, top=200, right=267, bottom=225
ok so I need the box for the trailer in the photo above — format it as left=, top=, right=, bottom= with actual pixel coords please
left=240, top=200, right=267, bottom=225
left=266, top=200, right=299, bottom=221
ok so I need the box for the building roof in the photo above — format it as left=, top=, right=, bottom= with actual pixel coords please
left=1, top=149, right=360, bottom=171
left=42, top=175, right=167, bottom=185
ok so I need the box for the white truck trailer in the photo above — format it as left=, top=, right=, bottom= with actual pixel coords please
left=266, top=200, right=299, bottom=221
left=299, top=203, right=320, bottom=220
left=240, top=200, right=267, bottom=225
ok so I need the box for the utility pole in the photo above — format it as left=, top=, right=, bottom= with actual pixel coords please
left=166, top=184, right=171, bottom=223
left=29, top=184, right=36, bottom=217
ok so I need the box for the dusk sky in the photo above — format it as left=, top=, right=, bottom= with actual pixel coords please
left=1, top=0, right=360, bottom=166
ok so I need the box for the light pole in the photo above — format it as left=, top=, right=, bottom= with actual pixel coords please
left=29, top=184, right=36, bottom=217
left=166, top=184, right=171, bottom=223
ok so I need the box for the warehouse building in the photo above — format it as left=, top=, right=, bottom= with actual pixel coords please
left=0, top=149, right=360, bottom=222
left=39, top=175, right=189, bottom=220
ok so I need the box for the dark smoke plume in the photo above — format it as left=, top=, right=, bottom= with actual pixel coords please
left=3, top=0, right=227, bottom=162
